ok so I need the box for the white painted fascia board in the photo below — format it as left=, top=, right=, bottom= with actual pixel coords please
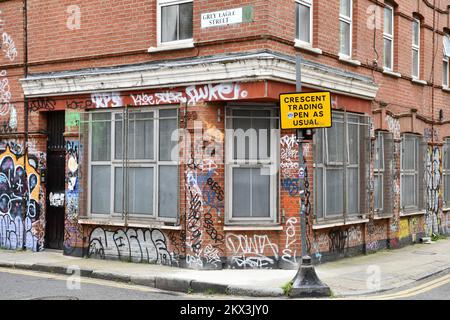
left=20, top=55, right=378, bottom=99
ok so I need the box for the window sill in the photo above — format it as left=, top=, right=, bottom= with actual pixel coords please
left=411, top=78, right=427, bottom=86
left=338, top=54, right=361, bottom=66
left=223, top=225, right=283, bottom=231
left=312, top=218, right=369, bottom=230
left=294, top=40, right=323, bottom=55
left=383, top=68, right=402, bottom=78
left=78, top=218, right=182, bottom=230
left=148, top=42, right=195, bottom=53
left=442, top=86, right=450, bottom=93
left=442, top=207, right=450, bottom=212
left=399, top=210, right=425, bottom=217
left=373, top=214, right=394, bottom=220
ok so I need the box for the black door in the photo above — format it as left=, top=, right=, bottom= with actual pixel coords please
left=45, top=111, right=66, bottom=250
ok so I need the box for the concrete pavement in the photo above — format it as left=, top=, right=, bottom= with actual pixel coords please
left=0, top=239, right=449, bottom=298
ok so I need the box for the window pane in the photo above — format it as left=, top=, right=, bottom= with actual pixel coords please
left=132, top=112, right=154, bottom=159
left=384, top=7, right=393, bottom=35
left=412, top=20, right=419, bottom=46
left=315, top=167, right=323, bottom=218
left=160, top=117, right=178, bottom=161
left=444, top=142, right=450, bottom=169
left=444, top=60, right=448, bottom=86
left=251, top=168, right=270, bottom=217
left=412, top=49, right=419, bottom=78
left=444, top=174, right=450, bottom=205
left=315, top=129, right=323, bottom=164
left=327, top=122, right=344, bottom=163
left=340, top=21, right=351, bottom=56
left=297, top=3, right=311, bottom=43
left=374, top=175, right=383, bottom=211
left=374, top=133, right=384, bottom=170
left=347, top=122, right=359, bottom=165
left=114, top=113, right=123, bottom=160
left=161, top=4, right=178, bottom=42
left=252, top=110, right=271, bottom=160
left=402, top=136, right=416, bottom=170
left=91, top=113, right=111, bottom=161
left=232, top=168, right=251, bottom=217
left=91, top=165, right=111, bottom=214
left=340, top=0, right=351, bottom=17
left=384, top=38, right=392, bottom=69
left=325, top=169, right=344, bottom=216
left=232, top=110, right=252, bottom=160
left=347, top=167, right=359, bottom=214
left=179, top=2, right=193, bottom=40
left=401, top=175, right=416, bottom=207
left=115, top=167, right=153, bottom=215
left=159, top=165, right=178, bottom=218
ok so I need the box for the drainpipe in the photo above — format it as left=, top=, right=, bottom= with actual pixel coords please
left=22, top=0, right=29, bottom=250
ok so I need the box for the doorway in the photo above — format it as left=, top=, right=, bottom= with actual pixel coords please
left=45, top=111, right=66, bottom=250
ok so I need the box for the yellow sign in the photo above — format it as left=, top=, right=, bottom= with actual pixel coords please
left=279, top=91, right=332, bottom=129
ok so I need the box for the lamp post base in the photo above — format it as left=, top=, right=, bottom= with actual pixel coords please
left=290, top=256, right=331, bottom=298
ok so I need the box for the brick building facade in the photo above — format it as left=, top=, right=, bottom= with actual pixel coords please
left=0, top=0, right=449, bottom=269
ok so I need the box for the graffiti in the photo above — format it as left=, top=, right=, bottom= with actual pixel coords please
left=280, top=134, right=299, bottom=175
left=91, top=92, right=122, bottom=108
left=66, top=141, right=79, bottom=219
left=63, top=218, right=82, bottom=255
left=390, top=216, right=399, bottom=232
left=130, top=83, right=248, bottom=107
left=385, top=115, right=400, bottom=140
left=399, top=219, right=409, bottom=239
left=29, top=98, right=56, bottom=112
left=366, top=240, right=378, bottom=251
left=424, top=128, right=439, bottom=143
left=328, top=228, right=348, bottom=254
left=65, top=111, right=80, bottom=131
left=226, top=234, right=279, bottom=269
left=0, top=146, right=42, bottom=251
left=167, top=230, right=186, bottom=265
left=203, top=244, right=221, bottom=267
left=66, top=99, right=93, bottom=110
left=49, top=192, right=64, bottom=207
left=367, top=220, right=385, bottom=240
left=425, top=146, right=441, bottom=236
left=0, top=70, right=11, bottom=116
left=2, top=32, right=17, bottom=61
left=347, top=225, right=363, bottom=243
left=88, top=227, right=173, bottom=265
left=281, top=217, right=298, bottom=266
left=281, top=178, right=299, bottom=196
left=206, top=177, right=224, bottom=201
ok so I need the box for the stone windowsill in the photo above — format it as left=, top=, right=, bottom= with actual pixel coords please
left=383, top=68, right=402, bottom=78
left=312, top=218, right=369, bottom=230
left=294, top=40, right=323, bottom=55
left=399, top=210, right=426, bottom=217
left=148, top=41, right=195, bottom=53
left=442, top=86, right=450, bottom=93
left=373, top=214, right=394, bottom=220
left=411, top=78, right=427, bottom=86
left=77, top=218, right=182, bottom=230
left=223, top=225, right=283, bottom=231
left=338, top=53, right=362, bottom=66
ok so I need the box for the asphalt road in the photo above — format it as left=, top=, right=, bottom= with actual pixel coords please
left=0, top=268, right=199, bottom=300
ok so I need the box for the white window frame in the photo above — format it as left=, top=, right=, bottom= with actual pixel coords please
left=383, top=4, right=394, bottom=71
left=400, top=134, right=420, bottom=211
left=225, top=106, right=279, bottom=224
left=444, top=56, right=449, bottom=88
left=295, top=0, right=313, bottom=46
left=411, top=18, right=420, bottom=79
left=339, top=0, right=353, bottom=58
left=157, top=0, right=193, bottom=48
left=87, top=107, right=179, bottom=222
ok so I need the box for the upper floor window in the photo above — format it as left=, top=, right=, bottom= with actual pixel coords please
left=296, top=0, right=312, bottom=45
left=339, top=0, right=352, bottom=57
left=158, top=0, right=193, bottom=46
left=443, top=34, right=450, bottom=87
left=412, top=18, right=420, bottom=79
left=383, top=4, right=394, bottom=70
left=88, top=108, right=179, bottom=221
left=225, top=107, right=279, bottom=224
left=400, top=134, right=425, bottom=212
left=314, top=111, right=370, bottom=220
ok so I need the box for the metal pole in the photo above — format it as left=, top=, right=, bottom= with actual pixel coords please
left=296, top=55, right=307, bottom=258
